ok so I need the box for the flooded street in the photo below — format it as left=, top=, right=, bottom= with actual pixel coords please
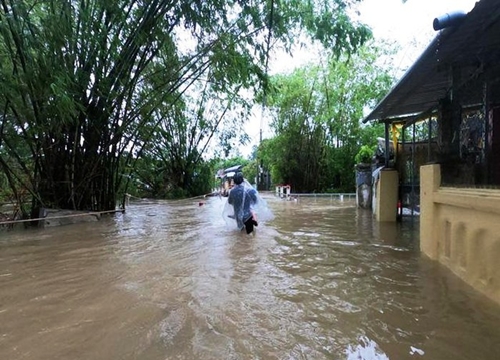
left=1, top=194, right=500, bottom=360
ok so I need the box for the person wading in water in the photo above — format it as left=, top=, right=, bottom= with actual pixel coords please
left=227, top=171, right=259, bottom=234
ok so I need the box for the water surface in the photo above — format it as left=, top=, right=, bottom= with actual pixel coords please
left=1, top=194, right=499, bottom=359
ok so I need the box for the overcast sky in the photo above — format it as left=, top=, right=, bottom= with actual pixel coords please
left=241, top=0, right=479, bottom=158
left=358, top=0, right=478, bottom=71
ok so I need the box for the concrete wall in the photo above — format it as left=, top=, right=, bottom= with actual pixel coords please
left=420, top=164, right=500, bottom=305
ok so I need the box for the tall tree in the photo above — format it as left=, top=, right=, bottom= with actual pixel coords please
left=133, top=79, right=251, bottom=198
left=263, top=43, right=393, bottom=192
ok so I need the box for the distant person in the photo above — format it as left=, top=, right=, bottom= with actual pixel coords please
left=227, top=172, right=258, bottom=234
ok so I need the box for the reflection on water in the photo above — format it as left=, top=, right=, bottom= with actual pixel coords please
left=1, top=194, right=500, bottom=359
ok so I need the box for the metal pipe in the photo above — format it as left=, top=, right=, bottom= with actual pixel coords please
left=428, top=115, right=432, bottom=162
left=483, top=81, right=490, bottom=183
left=433, top=11, right=467, bottom=31
left=385, top=121, right=390, bottom=168
left=412, top=122, right=416, bottom=217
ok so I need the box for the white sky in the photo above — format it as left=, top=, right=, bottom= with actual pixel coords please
left=357, top=0, right=478, bottom=72
left=240, top=0, right=479, bottom=158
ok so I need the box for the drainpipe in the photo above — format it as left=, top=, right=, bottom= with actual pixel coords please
left=385, top=121, right=390, bottom=168
left=412, top=122, right=416, bottom=217
left=433, top=11, right=467, bottom=31
left=427, top=115, right=432, bottom=162
left=483, top=81, right=490, bottom=183
left=400, top=125, right=406, bottom=222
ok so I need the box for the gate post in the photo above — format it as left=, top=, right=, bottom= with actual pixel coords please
left=375, top=169, right=399, bottom=221
left=355, top=164, right=372, bottom=209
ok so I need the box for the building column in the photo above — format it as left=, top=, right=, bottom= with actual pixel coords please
left=375, top=169, right=399, bottom=222
left=420, top=164, right=441, bottom=259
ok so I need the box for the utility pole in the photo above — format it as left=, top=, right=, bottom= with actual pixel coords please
left=258, top=99, right=265, bottom=191
left=257, top=0, right=274, bottom=191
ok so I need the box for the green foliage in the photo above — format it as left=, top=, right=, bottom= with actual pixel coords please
left=131, top=154, right=215, bottom=199
left=242, top=160, right=258, bottom=186
left=355, top=145, right=375, bottom=164
left=131, top=77, right=251, bottom=199
left=260, top=42, right=394, bottom=192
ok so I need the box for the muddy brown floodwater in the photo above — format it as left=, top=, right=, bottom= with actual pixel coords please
left=1, top=194, right=500, bottom=360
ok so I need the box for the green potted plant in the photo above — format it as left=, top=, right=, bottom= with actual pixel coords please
left=355, top=145, right=374, bottom=166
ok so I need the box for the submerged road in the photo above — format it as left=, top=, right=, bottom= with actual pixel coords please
left=1, top=194, right=500, bottom=359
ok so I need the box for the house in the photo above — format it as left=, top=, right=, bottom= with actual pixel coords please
left=364, top=0, right=500, bottom=304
